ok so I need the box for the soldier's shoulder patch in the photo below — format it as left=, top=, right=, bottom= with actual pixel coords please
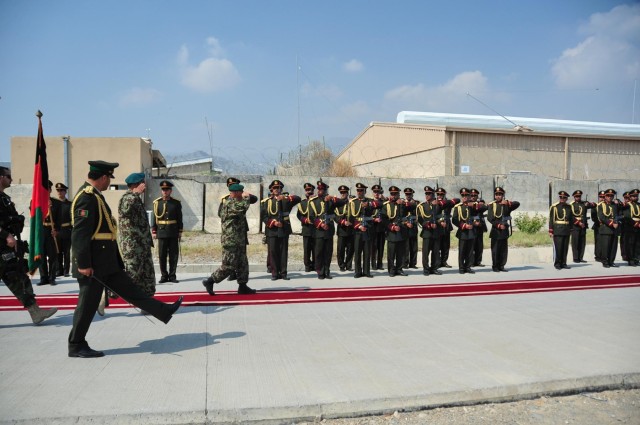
left=77, top=209, right=89, bottom=217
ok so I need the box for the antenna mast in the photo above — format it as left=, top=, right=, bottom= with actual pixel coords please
left=466, top=92, right=532, bottom=132
left=205, top=116, right=214, bottom=172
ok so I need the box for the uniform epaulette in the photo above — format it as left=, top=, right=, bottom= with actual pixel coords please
left=83, top=186, right=94, bottom=194
left=153, top=197, right=162, bottom=203
left=454, top=202, right=463, bottom=207
left=171, top=197, right=181, bottom=203
left=550, top=201, right=560, bottom=208
left=260, top=198, right=269, bottom=203
left=309, top=195, right=319, bottom=201
left=383, top=200, right=391, bottom=206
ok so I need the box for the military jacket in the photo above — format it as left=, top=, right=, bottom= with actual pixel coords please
left=590, top=203, right=601, bottom=230
left=549, top=202, right=573, bottom=236
left=118, top=190, right=153, bottom=261
left=309, top=195, right=347, bottom=239
left=296, top=196, right=314, bottom=237
left=261, top=194, right=301, bottom=237
left=44, top=197, right=63, bottom=232
left=71, top=182, right=122, bottom=277
left=219, top=193, right=257, bottom=234
left=371, top=196, right=387, bottom=233
left=57, top=198, right=72, bottom=239
left=452, top=203, right=476, bottom=240
left=570, top=201, right=591, bottom=232
left=487, top=200, right=520, bottom=240
left=334, top=201, right=354, bottom=237
left=152, top=197, right=183, bottom=238
left=220, top=197, right=251, bottom=249
left=416, top=200, right=444, bottom=239
left=349, top=197, right=382, bottom=232
left=596, top=201, right=620, bottom=236
left=622, top=201, right=639, bottom=233
left=381, top=200, right=407, bottom=242
left=0, top=191, right=21, bottom=241
left=403, top=199, right=419, bottom=236
left=437, top=198, right=460, bottom=232
left=469, top=201, right=488, bottom=233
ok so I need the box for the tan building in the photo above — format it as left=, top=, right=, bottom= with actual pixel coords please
left=337, top=112, right=640, bottom=180
left=10, top=136, right=163, bottom=209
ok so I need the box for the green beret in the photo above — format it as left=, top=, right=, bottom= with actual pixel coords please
left=229, top=183, right=244, bottom=192
left=88, top=160, right=119, bottom=178
left=125, top=172, right=145, bottom=185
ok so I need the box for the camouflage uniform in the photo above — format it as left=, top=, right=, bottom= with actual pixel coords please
left=118, top=190, right=155, bottom=296
left=210, top=197, right=251, bottom=284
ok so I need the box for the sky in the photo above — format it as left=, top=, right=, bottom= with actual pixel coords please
left=1, top=0, right=639, bottom=173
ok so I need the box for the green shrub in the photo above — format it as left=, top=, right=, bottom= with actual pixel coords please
left=513, top=213, right=547, bottom=234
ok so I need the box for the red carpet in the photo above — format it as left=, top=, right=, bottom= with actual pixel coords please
left=1, top=274, right=639, bottom=311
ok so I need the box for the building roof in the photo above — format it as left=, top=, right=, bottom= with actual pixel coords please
left=396, top=111, right=640, bottom=138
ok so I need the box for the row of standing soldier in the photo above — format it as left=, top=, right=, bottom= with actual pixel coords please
left=549, top=188, right=640, bottom=270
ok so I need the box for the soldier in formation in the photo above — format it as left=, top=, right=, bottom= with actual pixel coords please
left=308, top=180, right=347, bottom=279
left=118, top=172, right=155, bottom=297
left=335, top=185, right=354, bottom=271
left=0, top=166, right=58, bottom=324
left=549, top=190, right=573, bottom=270
left=452, top=188, right=477, bottom=274
left=435, top=187, right=458, bottom=269
left=416, top=186, right=443, bottom=276
left=349, top=183, right=382, bottom=278
left=297, top=182, right=316, bottom=272
left=402, top=187, right=419, bottom=269
left=260, top=179, right=301, bottom=280
left=569, top=190, right=595, bottom=263
left=591, top=190, right=605, bottom=262
left=623, top=188, right=639, bottom=266
left=596, top=188, right=622, bottom=268
left=152, top=180, right=183, bottom=283
left=54, top=182, right=72, bottom=277
left=38, top=180, right=62, bottom=285
left=370, top=184, right=386, bottom=271
left=468, top=188, right=487, bottom=267
left=203, top=183, right=257, bottom=295
left=487, top=187, right=520, bottom=272
left=381, top=186, right=409, bottom=277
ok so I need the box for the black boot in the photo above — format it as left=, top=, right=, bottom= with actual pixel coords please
left=202, top=277, right=215, bottom=296
left=238, top=283, right=256, bottom=294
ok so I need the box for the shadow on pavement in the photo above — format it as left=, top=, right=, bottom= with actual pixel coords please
left=103, top=331, right=246, bottom=356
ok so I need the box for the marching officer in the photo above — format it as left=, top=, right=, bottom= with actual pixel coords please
left=308, top=180, right=346, bottom=279
left=381, top=186, right=409, bottom=276
left=569, top=190, right=595, bottom=263
left=55, top=182, right=72, bottom=277
left=597, top=188, right=622, bottom=268
left=469, top=188, right=488, bottom=267
left=297, top=182, right=316, bottom=272
left=152, top=180, right=183, bottom=283
left=402, top=187, right=419, bottom=269
left=0, top=166, right=58, bottom=324
left=260, top=179, right=301, bottom=280
left=623, top=188, right=639, bottom=266
left=69, top=161, right=182, bottom=357
left=350, top=183, right=382, bottom=278
left=39, top=180, right=62, bottom=285
left=452, top=188, right=477, bottom=274
left=549, top=190, right=573, bottom=270
left=335, top=185, right=355, bottom=272
left=370, top=184, right=386, bottom=270
left=219, top=177, right=258, bottom=281
left=435, top=187, right=459, bottom=269
left=416, top=186, right=444, bottom=276
left=487, top=187, right=520, bottom=272
left=591, top=190, right=605, bottom=262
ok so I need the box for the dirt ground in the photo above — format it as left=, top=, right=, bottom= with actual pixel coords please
left=307, top=389, right=640, bottom=425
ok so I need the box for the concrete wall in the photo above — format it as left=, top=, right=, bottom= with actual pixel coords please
left=7, top=176, right=638, bottom=237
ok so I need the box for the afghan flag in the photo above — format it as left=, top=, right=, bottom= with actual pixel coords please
left=28, top=111, right=50, bottom=273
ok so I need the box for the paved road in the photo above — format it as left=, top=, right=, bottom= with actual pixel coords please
left=1, top=252, right=639, bottom=424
